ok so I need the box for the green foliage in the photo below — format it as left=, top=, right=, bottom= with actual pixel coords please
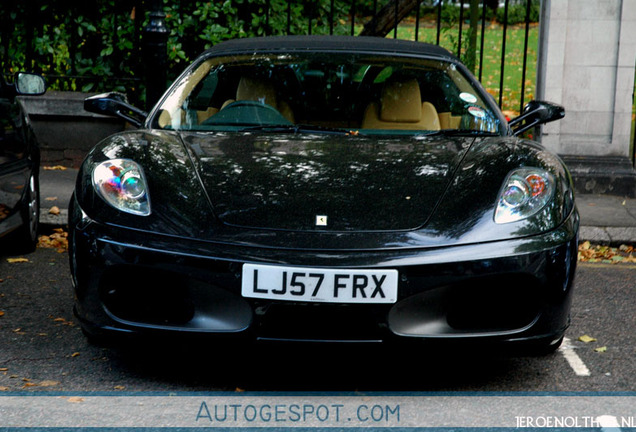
left=0, top=2, right=139, bottom=95
left=159, top=0, right=352, bottom=79
left=496, top=1, right=540, bottom=25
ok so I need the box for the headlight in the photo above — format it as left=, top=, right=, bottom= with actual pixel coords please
left=92, top=159, right=151, bottom=216
left=494, top=168, right=554, bottom=224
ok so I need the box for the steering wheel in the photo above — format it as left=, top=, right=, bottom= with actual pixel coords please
left=203, top=100, right=292, bottom=126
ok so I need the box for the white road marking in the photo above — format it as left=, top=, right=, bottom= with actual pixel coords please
left=558, top=337, right=591, bottom=376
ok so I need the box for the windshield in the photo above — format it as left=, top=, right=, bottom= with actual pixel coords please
left=150, top=52, right=503, bottom=135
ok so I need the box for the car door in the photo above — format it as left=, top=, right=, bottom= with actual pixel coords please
left=0, top=73, right=42, bottom=239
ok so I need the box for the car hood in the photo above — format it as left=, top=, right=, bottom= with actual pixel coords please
left=181, top=132, right=474, bottom=231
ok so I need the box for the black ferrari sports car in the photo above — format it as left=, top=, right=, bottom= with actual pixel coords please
left=70, top=36, right=578, bottom=353
left=0, top=72, right=46, bottom=253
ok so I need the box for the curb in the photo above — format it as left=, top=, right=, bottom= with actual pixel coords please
left=579, top=226, right=636, bottom=245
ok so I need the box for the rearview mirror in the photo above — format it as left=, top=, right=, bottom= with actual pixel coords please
left=84, top=92, right=147, bottom=128
left=15, top=72, right=46, bottom=96
left=509, top=101, right=565, bottom=136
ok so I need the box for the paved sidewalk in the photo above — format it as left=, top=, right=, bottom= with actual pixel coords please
left=39, top=167, right=77, bottom=227
left=576, top=194, right=636, bottom=244
left=39, top=167, right=636, bottom=244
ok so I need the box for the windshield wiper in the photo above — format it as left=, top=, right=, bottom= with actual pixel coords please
left=242, top=124, right=350, bottom=135
left=421, top=129, right=500, bottom=137
left=240, top=125, right=499, bottom=137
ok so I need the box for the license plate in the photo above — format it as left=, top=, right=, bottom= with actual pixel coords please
left=241, top=264, right=398, bottom=304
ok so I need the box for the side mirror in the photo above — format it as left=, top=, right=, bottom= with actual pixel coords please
left=84, top=92, right=148, bottom=128
left=15, top=72, right=46, bottom=96
left=509, top=100, right=565, bottom=136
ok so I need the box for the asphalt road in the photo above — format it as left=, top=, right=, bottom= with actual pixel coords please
left=0, top=244, right=634, bottom=393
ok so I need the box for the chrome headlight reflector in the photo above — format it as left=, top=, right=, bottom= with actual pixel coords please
left=495, top=168, right=554, bottom=224
left=92, top=159, right=151, bottom=216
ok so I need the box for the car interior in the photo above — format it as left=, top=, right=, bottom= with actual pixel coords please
left=157, top=56, right=491, bottom=133
left=361, top=77, right=441, bottom=130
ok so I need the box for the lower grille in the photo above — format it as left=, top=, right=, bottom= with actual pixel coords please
left=255, top=303, right=388, bottom=342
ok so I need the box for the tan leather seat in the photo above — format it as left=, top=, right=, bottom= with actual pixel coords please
left=196, top=107, right=219, bottom=124
left=438, top=112, right=462, bottom=130
left=362, top=78, right=440, bottom=130
left=223, top=76, right=295, bottom=123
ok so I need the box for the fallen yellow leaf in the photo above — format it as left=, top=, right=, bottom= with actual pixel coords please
left=6, top=258, right=29, bottom=263
left=45, top=197, right=58, bottom=201
left=0, top=311, right=4, bottom=317
left=71, top=352, right=80, bottom=357
left=52, top=317, right=74, bottom=326
left=43, top=165, right=67, bottom=171
left=594, top=346, right=607, bottom=353
left=114, top=385, right=126, bottom=390
left=39, top=380, right=60, bottom=387
left=579, top=335, right=597, bottom=343
left=48, top=206, right=61, bottom=215
left=67, top=397, right=84, bottom=403
left=0, top=386, right=9, bottom=391
left=38, top=229, right=68, bottom=252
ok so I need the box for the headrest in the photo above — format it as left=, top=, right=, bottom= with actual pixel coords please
left=236, top=76, right=277, bottom=107
left=380, top=78, right=422, bottom=123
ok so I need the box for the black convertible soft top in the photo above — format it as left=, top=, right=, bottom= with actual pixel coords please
left=204, top=35, right=458, bottom=61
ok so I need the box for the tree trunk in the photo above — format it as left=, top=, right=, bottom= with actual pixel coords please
left=466, top=0, right=480, bottom=73
left=359, top=0, right=420, bottom=37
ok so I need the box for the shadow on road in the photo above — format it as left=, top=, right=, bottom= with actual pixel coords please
left=99, top=339, right=536, bottom=392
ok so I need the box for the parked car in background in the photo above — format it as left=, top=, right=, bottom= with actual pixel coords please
left=0, top=72, right=46, bottom=253
left=70, top=35, right=577, bottom=354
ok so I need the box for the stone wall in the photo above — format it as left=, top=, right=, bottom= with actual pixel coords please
left=538, top=0, right=636, bottom=157
left=18, top=91, right=125, bottom=168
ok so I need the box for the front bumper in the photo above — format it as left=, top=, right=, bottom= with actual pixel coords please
left=69, top=199, right=579, bottom=347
